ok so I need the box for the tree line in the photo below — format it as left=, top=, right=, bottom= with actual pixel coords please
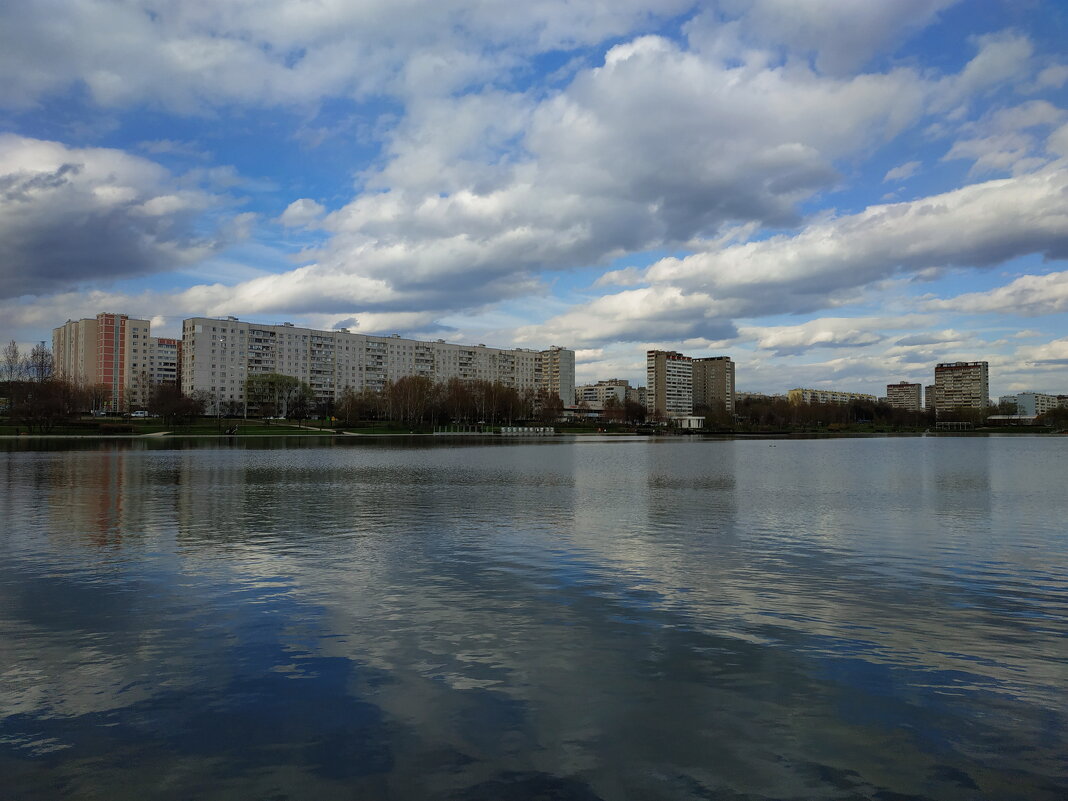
left=245, top=373, right=566, bottom=426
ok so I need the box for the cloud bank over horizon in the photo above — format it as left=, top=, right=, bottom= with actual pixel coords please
left=1, top=0, right=1067, bottom=396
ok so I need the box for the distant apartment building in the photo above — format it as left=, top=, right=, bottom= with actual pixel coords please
left=180, top=316, right=574, bottom=414
left=576, top=378, right=644, bottom=410
left=787, top=388, right=878, bottom=405
left=53, top=312, right=180, bottom=411
left=925, top=384, right=936, bottom=413
left=647, top=350, right=693, bottom=417
left=537, top=345, right=576, bottom=406
left=934, top=361, right=989, bottom=417
left=576, top=380, right=632, bottom=410
left=735, top=392, right=784, bottom=403
left=998, top=392, right=1061, bottom=417
left=692, top=356, right=736, bottom=413
left=886, top=381, right=922, bottom=411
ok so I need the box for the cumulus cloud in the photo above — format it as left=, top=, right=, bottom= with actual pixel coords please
left=293, top=32, right=930, bottom=316
left=943, top=100, right=1066, bottom=174
left=925, top=270, right=1068, bottom=316
left=739, top=317, right=902, bottom=356
left=0, top=0, right=693, bottom=110
left=514, top=286, right=737, bottom=348
left=643, top=164, right=1068, bottom=313
left=0, top=134, right=225, bottom=299
left=278, top=198, right=326, bottom=227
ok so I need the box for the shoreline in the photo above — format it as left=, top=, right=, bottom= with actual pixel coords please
left=0, top=429, right=1058, bottom=441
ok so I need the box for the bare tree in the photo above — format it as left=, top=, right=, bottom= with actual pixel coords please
left=2, top=340, right=23, bottom=382
left=27, top=343, right=54, bottom=382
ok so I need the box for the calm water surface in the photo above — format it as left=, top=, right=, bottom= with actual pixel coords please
left=1, top=436, right=1065, bottom=800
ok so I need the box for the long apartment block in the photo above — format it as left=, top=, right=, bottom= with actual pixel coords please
left=181, top=316, right=575, bottom=411
left=787, top=387, right=878, bottom=405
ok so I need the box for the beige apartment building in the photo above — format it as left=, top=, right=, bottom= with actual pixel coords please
left=934, top=361, right=989, bottom=417
left=886, top=381, right=922, bottom=411
left=536, top=345, right=576, bottom=406
left=53, top=312, right=180, bottom=411
left=787, top=388, right=878, bottom=405
left=181, top=316, right=575, bottom=414
left=692, top=356, right=736, bottom=413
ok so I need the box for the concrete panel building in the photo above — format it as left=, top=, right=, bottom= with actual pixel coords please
left=181, top=316, right=574, bottom=414
left=692, top=356, right=736, bottom=413
left=934, top=361, right=989, bottom=417
left=925, top=384, right=936, bottom=413
left=998, top=392, right=1061, bottom=417
left=647, top=350, right=693, bottom=418
left=576, top=378, right=645, bottom=410
left=53, top=312, right=180, bottom=411
left=787, top=388, right=878, bottom=405
left=886, top=381, right=922, bottom=411
left=537, top=345, right=576, bottom=406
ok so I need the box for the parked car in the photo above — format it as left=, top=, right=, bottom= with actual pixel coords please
left=131, top=410, right=150, bottom=418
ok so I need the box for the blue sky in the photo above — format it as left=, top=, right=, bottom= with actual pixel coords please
left=1, top=0, right=1066, bottom=397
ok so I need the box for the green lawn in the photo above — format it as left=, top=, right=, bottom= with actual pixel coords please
left=0, top=417, right=338, bottom=436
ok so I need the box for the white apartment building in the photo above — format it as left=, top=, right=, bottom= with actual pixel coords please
left=647, top=350, right=693, bottom=417
left=576, top=379, right=644, bottom=410
left=787, top=388, right=878, bottom=405
left=998, top=392, right=1062, bottom=417
left=181, top=317, right=574, bottom=413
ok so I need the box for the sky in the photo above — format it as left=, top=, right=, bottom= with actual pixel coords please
left=1, top=0, right=1067, bottom=398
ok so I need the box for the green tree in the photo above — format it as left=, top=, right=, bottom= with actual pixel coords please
left=244, top=373, right=312, bottom=418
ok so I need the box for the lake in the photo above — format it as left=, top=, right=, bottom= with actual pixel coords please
left=1, top=435, right=1065, bottom=800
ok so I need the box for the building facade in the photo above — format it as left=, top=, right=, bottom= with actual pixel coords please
left=53, top=312, right=180, bottom=411
left=934, top=361, right=989, bottom=417
left=576, top=378, right=644, bottom=410
left=537, top=345, right=576, bottom=406
left=787, top=388, right=878, bottom=405
left=646, top=350, right=693, bottom=418
left=886, top=381, right=922, bottom=411
left=691, top=356, right=736, bottom=413
left=180, top=317, right=575, bottom=414
left=998, top=392, right=1061, bottom=417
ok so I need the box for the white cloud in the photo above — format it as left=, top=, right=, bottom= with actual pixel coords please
left=943, top=100, right=1066, bottom=174
left=1017, top=336, right=1068, bottom=367
left=933, top=31, right=1035, bottom=111
left=514, top=286, right=737, bottom=348
left=643, top=164, right=1068, bottom=313
left=688, top=0, right=959, bottom=75
left=294, top=33, right=931, bottom=318
left=739, top=316, right=914, bottom=356
left=278, top=198, right=326, bottom=227
left=926, top=270, right=1068, bottom=316
left=0, top=0, right=694, bottom=110
left=884, top=161, right=921, bottom=182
